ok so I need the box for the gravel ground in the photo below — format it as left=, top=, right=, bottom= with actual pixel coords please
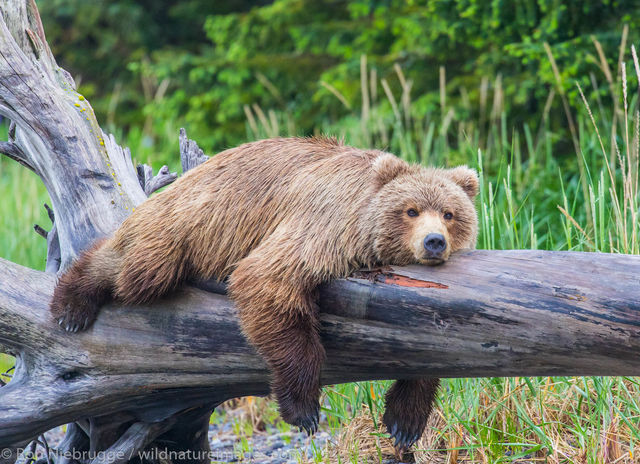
left=28, top=422, right=333, bottom=464
left=207, top=422, right=332, bottom=463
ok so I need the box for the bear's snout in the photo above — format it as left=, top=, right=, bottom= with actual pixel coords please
left=423, top=233, right=447, bottom=257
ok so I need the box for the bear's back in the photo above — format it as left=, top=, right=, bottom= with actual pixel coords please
left=114, top=137, right=382, bottom=280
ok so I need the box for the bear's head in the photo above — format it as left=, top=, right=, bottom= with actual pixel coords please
left=370, top=153, right=478, bottom=266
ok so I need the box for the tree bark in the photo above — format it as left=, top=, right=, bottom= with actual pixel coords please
left=0, top=0, right=639, bottom=462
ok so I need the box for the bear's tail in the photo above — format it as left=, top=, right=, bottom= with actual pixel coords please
left=50, top=238, right=119, bottom=332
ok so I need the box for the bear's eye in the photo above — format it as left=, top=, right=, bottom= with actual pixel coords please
left=443, top=212, right=453, bottom=220
left=407, top=208, right=419, bottom=217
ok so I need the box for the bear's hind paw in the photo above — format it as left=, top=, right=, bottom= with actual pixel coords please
left=55, top=310, right=95, bottom=333
left=50, top=293, right=99, bottom=333
left=382, top=407, right=426, bottom=451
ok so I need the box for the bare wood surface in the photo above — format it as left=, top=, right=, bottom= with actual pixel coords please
left=136, top=164, right=178, bottom=196
left=179, top=128, right=210, bottom=172
left=0, top=1, right=145, bottom=269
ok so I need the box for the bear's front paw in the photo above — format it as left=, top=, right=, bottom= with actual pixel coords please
left=382, top=405, right=426, bottom=451
left=276, top=390, right=320, bottom=436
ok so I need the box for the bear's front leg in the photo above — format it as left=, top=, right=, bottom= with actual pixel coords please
left=229, top=255, right=325, bottom=435
left=267, top=314, right=324, bottom=434
left=383, top=377, right=440, bottom=450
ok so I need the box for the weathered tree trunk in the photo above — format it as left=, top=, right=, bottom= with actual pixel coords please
left=0, top=1, right=639, bottom=463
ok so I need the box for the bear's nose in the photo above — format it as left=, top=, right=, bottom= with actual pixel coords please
left=423, top=233, right=447, bottom=254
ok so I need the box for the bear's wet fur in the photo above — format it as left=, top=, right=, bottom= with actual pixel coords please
left=50, top=136, right=478, bottom=449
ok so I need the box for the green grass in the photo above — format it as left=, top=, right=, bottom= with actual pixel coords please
left=1, top=48, right=639, bottom=463
left=0, top=124, right=51, bottom=375
left=0, top=140, right=51, bottom=269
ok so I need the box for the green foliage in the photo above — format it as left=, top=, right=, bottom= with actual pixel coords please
left=37, top=0, right=268, bottom=128
left=38, top=1, right=640, bottom=154
left=0, top=124, right=50, bottom=270
left=118, top=1, right=640, bottom=152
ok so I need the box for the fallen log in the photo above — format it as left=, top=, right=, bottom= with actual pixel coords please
left=1, top=248, right=639, bottom=451
left=1, top=0, right=639, bottom=462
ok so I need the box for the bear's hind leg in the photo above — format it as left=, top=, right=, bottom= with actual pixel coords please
left=114, top=242, right=189, bottom=305
left=382, top=377, right=440, bottom=451
left=229, top=262, right=325, bottom=435
left=50, top=239, right=117, bottom=332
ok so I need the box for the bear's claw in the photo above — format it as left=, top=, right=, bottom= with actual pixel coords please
left=55, top=309, right=95, bottom=333
left=383, top=408, right=426, bottom=451
left=296, top=406, right=319, bottom=436
left=382, top=378, right=439, bottom=451
left=296, top=414, right=318, bottom=436
left=386, top=419, right=422, bottom=450
left=285, top=401, right=320, bottom=436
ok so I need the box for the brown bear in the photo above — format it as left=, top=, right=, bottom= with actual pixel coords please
left=50, top=136, right=478, bottom=450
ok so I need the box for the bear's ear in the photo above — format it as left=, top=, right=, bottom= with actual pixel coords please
left=372, top=153, right=410, bottom=186
left=446, top=166, right=479, bottom=199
